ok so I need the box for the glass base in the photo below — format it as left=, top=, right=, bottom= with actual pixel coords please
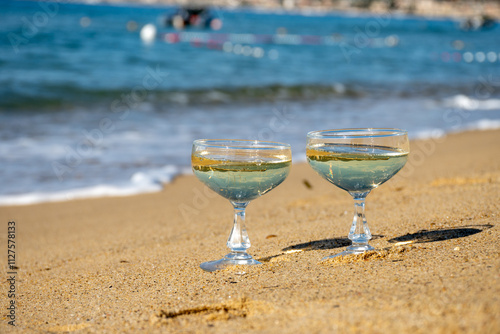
left=200, top=252, right=261, bottom=272
left=322, top=243, right=375, bottom=260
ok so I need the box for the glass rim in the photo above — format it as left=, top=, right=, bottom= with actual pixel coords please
left=193, top=139, right=291, bottom=150
left=307, top=128, right=408, bottom=139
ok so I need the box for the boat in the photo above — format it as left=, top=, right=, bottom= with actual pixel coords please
left=163, top=7, right=222, bottom=30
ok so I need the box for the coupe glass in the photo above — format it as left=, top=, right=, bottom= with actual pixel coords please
left=306, top=129, right=409, bottom=258
left=192, top=139, right=292, bottom=272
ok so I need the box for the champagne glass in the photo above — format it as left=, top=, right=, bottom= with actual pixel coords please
left=306, top=129, right=409, bottom=258
left=192, top=139, right=292, bottom=272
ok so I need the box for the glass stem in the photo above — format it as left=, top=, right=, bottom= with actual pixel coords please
left=348, top=192, right=373, bottom=252
left=227, top=202, right=251, bottom=255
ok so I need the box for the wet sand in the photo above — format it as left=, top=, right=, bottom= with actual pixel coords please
left=1, top=129, right=499, bottom=333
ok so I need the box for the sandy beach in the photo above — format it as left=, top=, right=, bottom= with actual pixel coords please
left=1, top=129, right=499, bottom=333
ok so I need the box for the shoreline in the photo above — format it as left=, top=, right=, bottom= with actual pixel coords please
left=0, top=126, right=499, bottom=207
left=86, top=0, right=500, bottom=20
left=1, top=128, right=499, bottom=332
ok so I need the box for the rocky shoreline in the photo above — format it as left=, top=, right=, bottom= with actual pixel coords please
left=102, top=0, right=500, bottom=19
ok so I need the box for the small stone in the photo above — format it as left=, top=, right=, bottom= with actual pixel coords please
left=454, top=247, right=460, bottom=251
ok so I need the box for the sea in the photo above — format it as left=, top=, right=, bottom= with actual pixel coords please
left=1, top=0, right=499, bottom=205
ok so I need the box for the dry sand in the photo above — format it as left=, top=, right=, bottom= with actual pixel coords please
left=1, top=129, right=499, bottom=333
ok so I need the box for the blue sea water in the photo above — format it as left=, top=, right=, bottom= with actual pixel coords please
left=1, top=0, right=499, bottom=205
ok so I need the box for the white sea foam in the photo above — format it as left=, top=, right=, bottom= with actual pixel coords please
left=0, top=184, right=160, bottom=206
left=443, top=95, right=500, bottom=111
left=410, top=119, right=500, bottom=141
left=462, top=118, right=500, bottom=131
left=0, top=165, right=190, bottom=206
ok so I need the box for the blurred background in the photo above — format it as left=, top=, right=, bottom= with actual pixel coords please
left=1, top=0, right=499, bottom=204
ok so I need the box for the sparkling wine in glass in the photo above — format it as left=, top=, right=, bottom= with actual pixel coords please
left=192, top=139, right=292, bottom=272
left=306, top=129, right=409, bottom=258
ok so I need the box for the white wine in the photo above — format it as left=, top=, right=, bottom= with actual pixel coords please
left=192, top=155, right=291, bottom=202
left=307, top=144, right=408, bottom=193
left=192, top=139, right=292, bottom=272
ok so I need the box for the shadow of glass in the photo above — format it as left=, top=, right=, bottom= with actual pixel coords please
left=388, top=224, right=493, bottom=244
left=282, top=235, right=384, bottom=252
